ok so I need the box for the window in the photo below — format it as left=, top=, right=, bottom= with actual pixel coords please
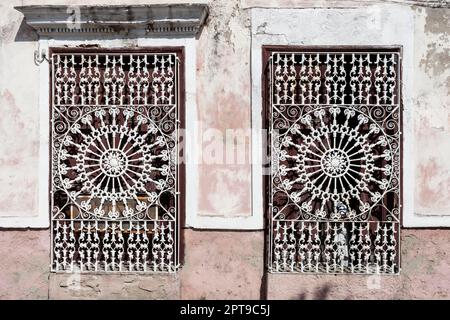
left=50, top=48, right=183, bottom=273
left=264, top=47, right=401, bottom=274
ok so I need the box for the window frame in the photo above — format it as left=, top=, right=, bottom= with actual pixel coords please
left=262, top=45, right=403, bottom=274
left=48, top=46, right=186, bottom=273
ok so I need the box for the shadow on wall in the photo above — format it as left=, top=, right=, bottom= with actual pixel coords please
left=297, top=284, right=332, bottom=300
left=14, top=18, right=38, bottom=42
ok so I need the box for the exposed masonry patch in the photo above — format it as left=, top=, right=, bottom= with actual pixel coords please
left=207, top=0, right=250, bottom=67
left=419, top=8, right=450, bottom=77
left=255, top=32, right=289, bottom=43
left=243, top=1, right=450, bottom=9
left=423, top=7, right=450, bottom=33
left=256, top=22, right=267, bottom=34
left=138, top=283, right=157, bottom=292
left=50, top=273, right=180, bottom=298
left=405, top=0, right=450, bottom=8
left=255, top=21, right=290, bottom=41
left=421, top=42, right=450, bottom=78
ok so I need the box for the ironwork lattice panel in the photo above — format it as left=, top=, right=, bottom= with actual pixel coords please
left=267, top=50, right=401, bottom=274
left=50, top=50, right=181, bottom=273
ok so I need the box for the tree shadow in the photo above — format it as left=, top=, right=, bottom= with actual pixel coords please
left=296, top=283, right=331, bottom=300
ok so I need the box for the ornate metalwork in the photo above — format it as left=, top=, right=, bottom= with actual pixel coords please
left=51, top=50, right=181, bottom=273
left=268, top=50, right=401, bottom=274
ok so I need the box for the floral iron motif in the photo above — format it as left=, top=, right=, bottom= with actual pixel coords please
left=51, top=51, right=180, bottom=273
left=268, top=50, right=401, bottom=274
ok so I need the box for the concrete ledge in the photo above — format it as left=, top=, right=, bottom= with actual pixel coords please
left=15, top=4, right=209, bottom=37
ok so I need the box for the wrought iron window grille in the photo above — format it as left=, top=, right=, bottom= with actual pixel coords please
left=50, top=49, right=183, bottom=273
left=265, top=48, right=402, bottom=274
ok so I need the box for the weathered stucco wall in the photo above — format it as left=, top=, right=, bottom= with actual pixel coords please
left=1, top=0, right=448, bottom=225
left=180, top=229, right=264, bottom=299
left=1, top=228, right=450, bottom=299
left=196, top=0, right=252, bottom=218
left=0, top=229, right=264, bottom=299
left=0, top=229, right=49, bottom=299
left=249, top=2, right=449, bottom=227
left=267, top=229, right=450, bottom=299
left=0, top=0, right=40, bottom=218
left=49, top=273, right=180, bottom=299
left=413, top=7, right=450, bottom=216
left=0, top=0, right=449, bottom=300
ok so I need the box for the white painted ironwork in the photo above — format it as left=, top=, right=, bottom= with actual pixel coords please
left=268, top=50, right=401, bottom=274
left=51, top=51, right=180, bottom=273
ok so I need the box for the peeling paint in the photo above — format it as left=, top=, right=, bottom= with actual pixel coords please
left=196, top=0, right=252, bottom=217
left=416, top=158, right=450, bottom=213
left=424, top=7, right=450, bottom=34
left=419, top=8, right=450, bottom=78
left=0, top=90, right=39, bottom=216
left=0, top=0, right=449, bottom=300
left=413, top=7, right=450, bottom=217
left=198, top=165, right=251, bottom=217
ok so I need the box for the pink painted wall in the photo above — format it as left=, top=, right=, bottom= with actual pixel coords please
left=0, top=230, right=49, bottom=299
left=267, top=229, right=450, bottom=299
left=0, top=0, right=40, bottom=218
left=1, top=228, right=450, bottom=299
left=0, top=0, right=449, bottom=300
left=413, top=7, right=450, bottom=216
left=0, top=229, right=264, bottom=299
left=196, top=0, right=252, bottom=217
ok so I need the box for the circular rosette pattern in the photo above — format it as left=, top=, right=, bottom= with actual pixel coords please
left=274, top=106, right=393, bottom=221
left=56, top=107, right=174, bottom=220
